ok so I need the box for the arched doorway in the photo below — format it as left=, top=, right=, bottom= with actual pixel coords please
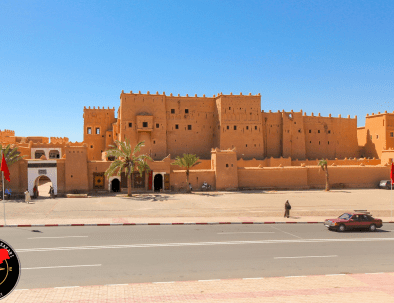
left=154, top=174, right=163, bottom=191
left=111, top=178, right=120, bottom=192
left=35, top=175, right=52, bottom=198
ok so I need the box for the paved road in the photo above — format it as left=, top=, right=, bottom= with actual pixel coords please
left=2, top=224, right=394, bottom=289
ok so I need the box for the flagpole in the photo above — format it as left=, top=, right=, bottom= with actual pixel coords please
left=2, top=171, right=5, bottom=226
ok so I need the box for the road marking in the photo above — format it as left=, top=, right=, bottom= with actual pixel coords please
left=285, top=275, right=307, bottom=278
left=28, top=236, right=88, bottom=239
left=269, top=225, right=303, bottom=239
left=275, top=255, right=338, bottom=259
left=217, top=231, right=275, bottom=235
left=198, top=279, right=221, bottom=282
left=15, top=237, right=394, bottom=253
left=152, top=281, right=175, bottom=284
left=23, top=264, right=102, bottom=270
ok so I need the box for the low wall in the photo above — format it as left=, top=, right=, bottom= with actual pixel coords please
left=238, top=167, right=308, bottom=189
left=171, top=169, right=215, bottom=191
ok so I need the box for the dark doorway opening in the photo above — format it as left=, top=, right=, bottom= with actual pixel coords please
left=111, top=179, right=120, bottom=192
left=154, top=174, right=163, bottom=191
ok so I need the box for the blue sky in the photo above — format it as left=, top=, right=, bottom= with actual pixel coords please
left=1, top=0, right=393, bottom=142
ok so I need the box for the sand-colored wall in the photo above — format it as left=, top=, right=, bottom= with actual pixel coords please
left=306, top=165, right=390, bottom=188
left=65, top=146, right=89, bottom=192
left=170, top=170, right=215, bottom=191
left=87, top=161, right=111, bottom=191
left=238, top=167, right=308, bottom=189
left=166, top=95, right=216, bottom=159
left=83, top=107, right=116, bottom=161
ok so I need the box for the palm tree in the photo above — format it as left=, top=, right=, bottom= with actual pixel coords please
left=0, top=144, right=25, bottom=188
left=0, top=144, right=25, bottom=165
left=171, top=154, right=201, bottom=193
left=318, top=159, right=330, bottom=191
left=104, top=140, right=152, bottom=197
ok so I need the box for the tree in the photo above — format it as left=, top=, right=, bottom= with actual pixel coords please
left=0, top=144, right=25, bottom=188
left=0, top=144, right=24, bottom=165
left=104, top=140, right=152, bottom=197
left=171, top=154, right=201, bottom=193
left=318, top=159, right=330, bottom=191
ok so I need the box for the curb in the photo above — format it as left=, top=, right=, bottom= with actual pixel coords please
left=2, top=221, right=394, bottom=227
left=13, top=271, right=391, bottom=292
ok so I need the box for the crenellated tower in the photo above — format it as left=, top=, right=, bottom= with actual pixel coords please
left=83, top=106, right=117, bottom=160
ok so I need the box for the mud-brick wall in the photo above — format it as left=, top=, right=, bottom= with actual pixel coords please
left=170, top=170, right=215, bottom=191
left=238, top=167, right=308, bottom=189
left=306, top=165, right=390, bottom=188
left=87, top=161, right=111, bottom=191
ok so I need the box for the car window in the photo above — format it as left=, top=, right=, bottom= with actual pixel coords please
left=339, top=213, right=351, bottom=220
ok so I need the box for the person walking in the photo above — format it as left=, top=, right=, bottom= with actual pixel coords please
left=33, top=185, right=38, bottom=199
left=49, top=186, right=55, bottom=199
left=25, top=189, right=31, bottom=204
left=284, top=200, right=291, bottom=218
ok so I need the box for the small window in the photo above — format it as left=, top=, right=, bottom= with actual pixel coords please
left=227, top=126, right=229, bottom=130
left=143, top=122, right=148, bottom=127
left=153, top=140, right=156, bottom=144
left=90, top=145, right=93, bottom=148
left=318, top=130, right=320, bottom=133
left=246, top=126, right=249, bottom=130
left=310, top=141, right=312, bottom=143
left=391, top=132, right=394, bottom=138
left=188, top=125, right=192, bottom=130
left=234, top=126, right=237, bottom=130
left=255, top=126, right=257, bottom=130
left=328, top=141, right=330, bottom=145
left=185, top=109, right=189, bottom=114
left=246, top=144, right=248, bottom=147
left=309, top=130, right=311, bottom=133
left=129, top=123, right=132, bottom=127
left=298, top=129, right=301, bottom=133
left=226, top=164, right=229, bottom=167
left=328, top=130, right=331, bottom=134
left=96, top=128, right=100, bottom=135
left=319, top=141, right=320, bottom=145
left=87, top=127, right=92, bottom=134
left=156, top=123, right=159, bottom=128
left=171, top=109, right=175, bottom=114
left=231, top=164, right=233, bottom=167
left=175, top=124, right=179, bottom=129
left=229, top=107, right=231, bottom=110
left=376, top=135, right=379, bottom=139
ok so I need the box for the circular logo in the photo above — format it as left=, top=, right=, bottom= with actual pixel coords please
left=0, top=239, right=20, bottom=300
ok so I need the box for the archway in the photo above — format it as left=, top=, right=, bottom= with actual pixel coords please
left=35, top=175, right=52, bottom=198
left=111, top=178, right=120, bottom=192
left=154, top=174, right=163, bottom=191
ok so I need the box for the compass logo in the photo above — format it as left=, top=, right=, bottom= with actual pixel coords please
left=0, top=240, right=20, bottom=300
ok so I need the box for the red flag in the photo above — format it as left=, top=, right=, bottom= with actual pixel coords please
left=391, top=163, right=394, bottom=185
left=1, top=154, right=10, bottom=182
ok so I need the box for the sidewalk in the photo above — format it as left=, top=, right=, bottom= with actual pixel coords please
left=1, top=189, right=394, bottom=226
left=4, top=272, right=394, bottom=302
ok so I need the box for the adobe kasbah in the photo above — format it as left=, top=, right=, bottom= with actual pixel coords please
left=1, top=90, right=393, bottom=196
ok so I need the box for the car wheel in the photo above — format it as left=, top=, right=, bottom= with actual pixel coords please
left=338, top=224, right=346, bottom=232
left=369, top=224, right=377, bottom=232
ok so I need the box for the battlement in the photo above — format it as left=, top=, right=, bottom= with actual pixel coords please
left=0, top=129, right=15, bottom=136
left=83, top=106, right=115, bottom=111
left=50, top=137, right=69, bottom=144
left=120, top=90, right=261, bottom=98
left=366, top=110, right=394, bottom=117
